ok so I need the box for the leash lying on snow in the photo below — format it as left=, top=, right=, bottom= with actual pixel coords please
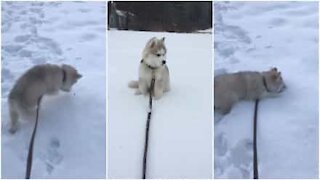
left=142, top=75, right=155, bottom=179
left=253, top=99, right=259, bottom=179
left=25, top=96, right=42, bottom=179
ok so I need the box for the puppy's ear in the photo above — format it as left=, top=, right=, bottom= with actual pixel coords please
left=148, top=37, right=157, bottom=48
left=161, top=37, right=165, bottom=42
left=277, top=72, right=281, bottom=76
left=150, top=40, right=155, bottom=48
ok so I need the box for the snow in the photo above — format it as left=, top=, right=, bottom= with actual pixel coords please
left=108, top=30, right=212, bottom=178
left=3, top=1, right=318, bottom=179
left=214, top=2, right=318, bottom=179
left=1, top=2, right=106, bottom=178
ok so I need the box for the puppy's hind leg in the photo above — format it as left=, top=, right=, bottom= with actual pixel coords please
left=164, top=78, right=170, bottom=92
left=134, top=90, right=142, bottom=95
left=8, top=102, right=19, bottom=134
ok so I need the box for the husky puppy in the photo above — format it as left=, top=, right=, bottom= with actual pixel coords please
left=128, top=37, right=170, bottom=99
left=8, top=64, right=82, bottom=133
left=215, top=68, right=286, bottom=114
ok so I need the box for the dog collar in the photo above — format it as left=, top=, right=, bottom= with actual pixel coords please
left=62, top=69, right=67, bottom=83
left=262, top=76, right=271, bottom=92
left=141, top=59, right=166, bottom=70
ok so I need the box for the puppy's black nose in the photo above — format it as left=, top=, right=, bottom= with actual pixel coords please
left=162, top=60, right=166, bottom=65
left=279, top=84, right=287, bottom=93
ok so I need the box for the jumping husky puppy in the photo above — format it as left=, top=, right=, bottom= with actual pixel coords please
left=215, top=68, right=286, bottom=114
left=128, top=37, right=170, bottom=99
left=8, top=64, right=82, bottom=133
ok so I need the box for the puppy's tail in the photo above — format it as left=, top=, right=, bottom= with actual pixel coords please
left=128, top=80, right=139, bottom=89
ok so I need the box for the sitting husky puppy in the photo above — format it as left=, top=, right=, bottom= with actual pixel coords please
left=215, top=68, right=286, bottom=114
left=8, top=64, right=82, bottom=133
left=128, top=37, right=170, bottom=99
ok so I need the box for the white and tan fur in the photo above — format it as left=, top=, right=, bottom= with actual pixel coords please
left=215, top=68, right=286, bottom=114
left=8, top=64, right=82, bottom=133
left=129, top=37, right=170, bottom=99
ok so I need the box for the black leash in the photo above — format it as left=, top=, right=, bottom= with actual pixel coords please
left=253, top=99, right=259, bottom=179
left=25, top=96, right=42, bottom=179
left=142, top=77, right=155, bottom=179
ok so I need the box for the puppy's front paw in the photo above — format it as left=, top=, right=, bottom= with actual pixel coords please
left=9, top=126, right=17, bottom=134
left=153, top=91, right=163, bottom=100
left=134, top=90, right=142, bottom=95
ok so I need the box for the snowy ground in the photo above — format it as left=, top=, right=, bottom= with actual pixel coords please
left=1, top=2, right=106, bottom=178
left=108, top=30, right=212, bottom=178
left=214, top=2, right=318, bottom=179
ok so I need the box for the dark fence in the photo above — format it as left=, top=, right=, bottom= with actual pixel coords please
left=108, top=1, right=212, bottom=33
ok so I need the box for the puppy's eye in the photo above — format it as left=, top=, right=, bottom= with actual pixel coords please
left=156, top=54, right=161, bottom=57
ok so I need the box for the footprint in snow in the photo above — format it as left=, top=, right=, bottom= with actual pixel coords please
left=215, top=133, right=228, bottom=156
left=229, top=139, right=253, bottom=178
left=79, top=8, right=91, bottom=13
left=2, top=45, right=24, bottom=54
left=14, top=35, right=32, bottom=43
left=80, top=33, right=97, bottom=41
left=2, top=68, right=14, bottom=82
left=75, top=57, right=82, bottom=61
left=215, top=134, right=253, bottom=178
left=37, top=36, right=63, bottom=55
left=43, top=137, right=63, bottom=174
